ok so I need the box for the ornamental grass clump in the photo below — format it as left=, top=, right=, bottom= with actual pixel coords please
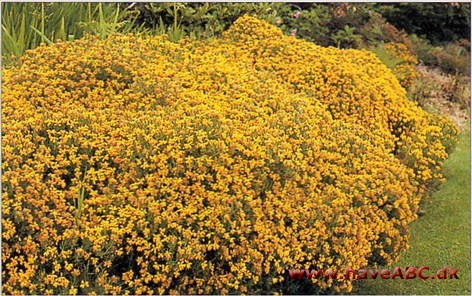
left=2, top=16, right=457, bottom=294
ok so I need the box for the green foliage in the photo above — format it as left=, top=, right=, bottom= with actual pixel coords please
left=127, top=3, right=332, bottom=44
left=375, top=3, right=471, bottom=44
left=130, top=3, right=284, bottom=40
left=327, top=3, right=373, bottom=33
left=430, top=43, right=471, bottom=76
left=359, top=11, right=410, bottom=47
left=1, top=3, right=141, bottom=62
left=408, top=34, right=436, bottom=65
left=409, top=34, right=470, bottom=76
left=2, top=3, right=44, bottom=57
left=276, top=4, right=331, bottom=44
left=331, top=25, right=363, bottom=48
left=368, top=43, right=403, bottom=69
left=77, top=3, right=140, bottom=39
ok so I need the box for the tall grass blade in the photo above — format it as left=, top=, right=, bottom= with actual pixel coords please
left=2, top=2, right=143, bottom=61
left=59, top=17, right=66, bottom=41
left=40, top=2, right=45, bottom=43
left=30, top=26, right=53, bottom=44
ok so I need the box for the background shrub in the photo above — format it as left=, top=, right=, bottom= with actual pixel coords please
left=430, top=43, right=471, bottom=76
left=375, top=2, right=471, bottom=44
left=358, top=11, right=411, bottom=47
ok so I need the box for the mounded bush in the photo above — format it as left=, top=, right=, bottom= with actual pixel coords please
left=2, top=16, right=457, bottom=294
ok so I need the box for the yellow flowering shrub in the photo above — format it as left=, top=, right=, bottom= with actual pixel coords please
left=2, top=16, right=457, bottom=294
left=385, top=42, right=419, bottom=90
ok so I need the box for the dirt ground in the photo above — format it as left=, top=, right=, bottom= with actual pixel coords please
left=416, top=66, right=470, bottom=129
left=424, top=92, right=470, bottom=128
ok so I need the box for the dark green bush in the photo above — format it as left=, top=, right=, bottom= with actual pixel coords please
left=375, top=3, right=471, bottom=44
left=408, top=34, right=436, bottom=65
left=125, top=3, right=334, bottom=44
left=127, top=3, right=282, bottom=39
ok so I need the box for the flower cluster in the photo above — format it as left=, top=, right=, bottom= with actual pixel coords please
left=2, top=16, right=457, bottom=294
left=385, top=42, right=419, bottom=90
